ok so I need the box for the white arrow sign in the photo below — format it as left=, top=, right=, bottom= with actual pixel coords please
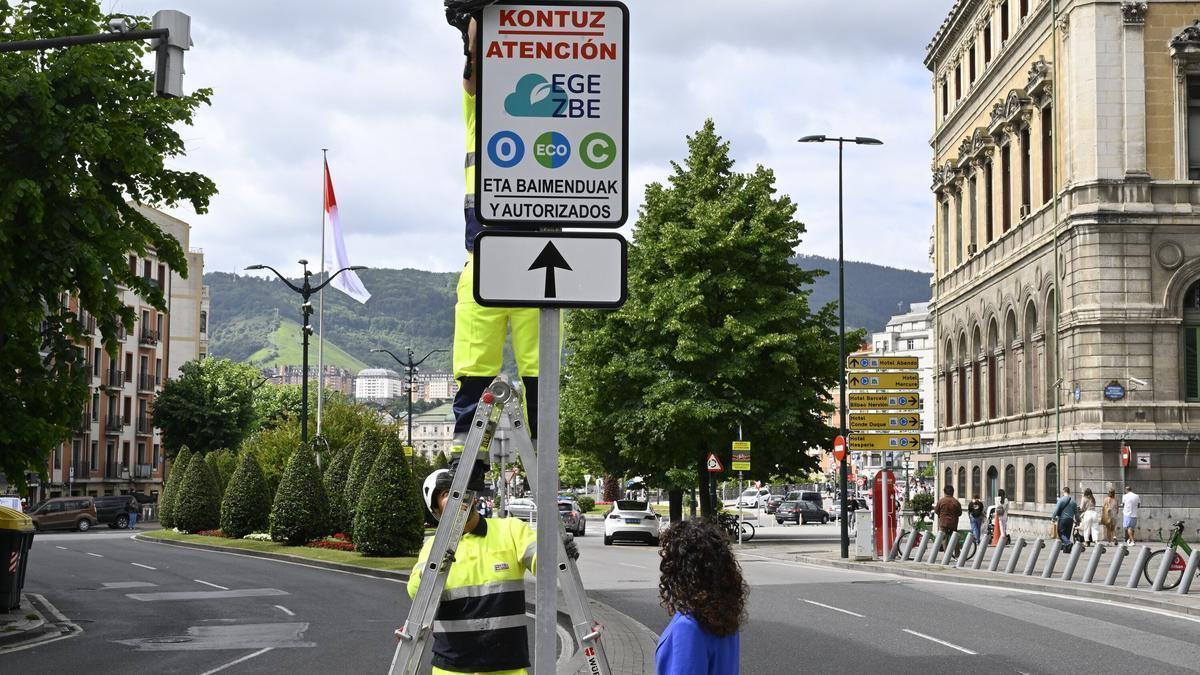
left=473, top=231, right=627, bottom=308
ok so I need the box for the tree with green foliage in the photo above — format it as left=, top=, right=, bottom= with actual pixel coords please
left=0, top=0, right=216, bottom=491
left=270, top=443, right=330, bottom=545
left=561, top=120, right=844, bottom=519
left=353, top=435, right=424, bottom=556
left=158, top=447, right=192, bottom=529
left=174, top=453, right=221, bottom=533
left=153, top=358, right=261, bottom=457
left=220, top=450, right=271, bottom=538
left=343, top=428, right=383, bottom=537
left=205, top=449, right=237, bottom=501
left=243, top=423, right=301, bottom=502
left=253, top=383, right=303, bottom=431
left=323, top=447, right=354, bottom=535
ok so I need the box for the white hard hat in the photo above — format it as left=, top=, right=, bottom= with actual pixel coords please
left=423, top=469, right=451, bottom=516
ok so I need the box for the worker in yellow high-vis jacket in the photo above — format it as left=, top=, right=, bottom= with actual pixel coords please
left=451, top=9, right=539, bottom=477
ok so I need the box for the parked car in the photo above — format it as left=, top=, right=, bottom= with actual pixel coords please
left=785, top=490, right=824, bottom=511
left=764, top=493, right=787, bottom=514
left=29, top=497, right=98, bottom=532
left=603, top=500, right=662, bottom=546
left=558, top=500, right=586, bottom=536
left=503, top=497, right=536, bottom=521
left=776, top=500, right=830, bottom=525
left=824, top=497, right=869, bottom=520
left=738, top=487, right=771, bottom=508
left=94, top=495, right=140, bottom=529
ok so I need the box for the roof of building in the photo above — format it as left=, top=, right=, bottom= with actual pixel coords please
left=925, top=0, right=974, bottom=69
left=356, top=368, right=401, bottom=378
left=414, top=403, right=455, bottom=421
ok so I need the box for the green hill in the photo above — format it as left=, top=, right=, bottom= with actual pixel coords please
left=246, top=318, right=369, bottom=372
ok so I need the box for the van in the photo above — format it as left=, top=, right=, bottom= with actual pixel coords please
left=785, top=490, right=824, bottom=511
left=94, top=495, right=139, bottom=529
left=29, top=497, right=99, bottom=532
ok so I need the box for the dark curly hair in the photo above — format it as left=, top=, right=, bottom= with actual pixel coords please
left=658, top=519, right=748, bottom=637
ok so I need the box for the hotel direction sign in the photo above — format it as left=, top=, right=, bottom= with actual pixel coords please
left=849, top=412, right=922, bottom=432
left=847, top=356, right=918, bottom=370
left=847, top=371, right=919, bottom=390
left=848, top=393, right=920, bottom=410
left=848, top=434, right=922, bottom=452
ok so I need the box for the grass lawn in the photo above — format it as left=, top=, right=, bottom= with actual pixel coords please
left=247, top=318, right=368, bottom=372
left=141, top=529, right=417, bottom=573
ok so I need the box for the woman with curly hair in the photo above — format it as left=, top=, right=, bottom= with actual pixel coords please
left=655, top=519, right=747, bottom=674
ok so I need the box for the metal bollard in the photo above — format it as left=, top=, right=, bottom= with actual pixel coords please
left=956, top=535, right=974, bottom=568
left=1178, top=550, right=1200, bottom=595
left=972, top=534, right=990, bottom=570
left=1152, top=546, right=1178, bottom=592
left=988, top=536, right=1008, bottom=573
left=1081, top=543, right=1106, bottom=584
left=1127, top=546, right=1152, bottom=589
left=888, top=529, right=907, bottom=561
left=926, top=531, right=945, bottom=564
left=1023, top=538, right=1045, bottom=576
left=941, top=532, right=960, bottom=565
left=1104, top=544, right=1129, bottom=586
left=1041, top=541, right=1062, bottom=578
left=1005, top=538, right=1027, bottom=575
left=913, top=530, right=931, bottom=564
left=1060, top=543, right=1084, bottom=581
left=900, top=529, right=919, bottom=562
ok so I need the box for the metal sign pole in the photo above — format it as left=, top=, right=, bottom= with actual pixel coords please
left=535, top=307, right=560, bottom=675
left=737, top=423, right=744, bottom=545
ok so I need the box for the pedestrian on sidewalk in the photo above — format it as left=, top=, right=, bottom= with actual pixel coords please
left=1122, top=485, right=1141, bottom=545
left=994, top=489, right=1010, bottom=545
left=934, top=485, right=962, bottom=549
left=967, top=494, right=985, bottom=543
left=1051, top=487, right=1078, bottom=552
left=126, top=497, right=139, bottom=529
left=656, top=519, right=745, bottom=675
left=1078, top=488, right=1098, bottom=546
left=1102, top=487, right=1119, bottom=544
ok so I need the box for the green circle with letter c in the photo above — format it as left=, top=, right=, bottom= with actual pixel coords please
left=580, top=132, right=617, bottom=170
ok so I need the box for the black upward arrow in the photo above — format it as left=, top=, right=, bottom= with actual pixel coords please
left=529, top=241, right=572, bottom=298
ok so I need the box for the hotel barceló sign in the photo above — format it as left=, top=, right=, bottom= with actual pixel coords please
left=476, top=1, right=629, bottom=228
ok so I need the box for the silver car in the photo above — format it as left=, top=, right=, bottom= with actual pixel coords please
left=503, top=497, right=536, bottom=521
left=558, top=500, right=586, bottom=536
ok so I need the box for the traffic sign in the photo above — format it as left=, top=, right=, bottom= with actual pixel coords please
left=505, top=467, right=522, bottom=485
left=706, top=453, right=724, bottom=473
left=1121, top=444, right=1131, bottom=467
left=832, top=435, right=846, bottom=463
left=474, top=231, right=627, bottom=308
left=848, top=412, right=921, bottom=431
left=731, top=450, right=751, bottom=472
left=848, top=393, right=920, bottom=410
left=848, top=433, right=921, bottom=451
left=731, top=441, right=750, bottom=452
left=847, top=356, right=918, bottom=370
left=477, top=1, right=629, bottom=228
left=846, top=371, right=919, bottom=390
left=1136, top=452, right=1151, bottom=470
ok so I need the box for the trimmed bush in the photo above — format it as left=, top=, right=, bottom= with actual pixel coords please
left=270, top=443, right=330, bottom=545
left=344, top=429, right=383, bottom=537
left=174, top=453, right=221, bottom=533
left=158, top=447, right=192, bottom=529
left=353, top=435, right=424, bottom=556
left=220, top=451, right=271, bottom=538
left=324, top=447, right=354, bottom=535
left=577, top=496, right=595, bottom=513
left=206, top=449, right=237, bottom=502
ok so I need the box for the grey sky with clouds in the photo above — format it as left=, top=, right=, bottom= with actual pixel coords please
left=110, top=0, right=952, bottom=276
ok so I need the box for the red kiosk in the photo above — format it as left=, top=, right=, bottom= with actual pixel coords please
left=872, top=469, right=898, bottom=558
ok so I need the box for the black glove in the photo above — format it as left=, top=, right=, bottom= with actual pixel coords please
left=563, top=533, right=580, bottom=561
left=445, top=0, right=496, bottom=78
left=448, top=457, right=492, bottom=495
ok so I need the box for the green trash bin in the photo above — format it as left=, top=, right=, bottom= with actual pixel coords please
left=0, top=505, right=35, bottom=612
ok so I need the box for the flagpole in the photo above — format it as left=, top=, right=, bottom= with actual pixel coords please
left=317, top=148, right=328, bottom=443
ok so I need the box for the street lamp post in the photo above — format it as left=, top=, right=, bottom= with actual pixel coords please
left=245, top=259, right=366, bottom=447
left=371, top=348, right=448, bottom=469
left=798, top=134, right=883, bottom=560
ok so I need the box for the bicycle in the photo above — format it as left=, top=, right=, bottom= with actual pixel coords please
left=1142, top=521, right=1196, bottom=590
left=717, top=512, right=755, bottom=543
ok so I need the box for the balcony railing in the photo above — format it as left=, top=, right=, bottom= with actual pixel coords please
left=104, top=417, right=124, bottom=433
left=139, top=329, right=159, bottom=346
left=75, top=461, right=90, bottom=477
left=105, top=463, right=124, bottom=479
left=134, top=464, right=152, bottom=479
left=78, top=414, right=92, bottom=433
left=136, top=415, right=152, bottom=436
left=138, top=373, right=159, bottom=392
left=105, top=370, right=125, bottom=388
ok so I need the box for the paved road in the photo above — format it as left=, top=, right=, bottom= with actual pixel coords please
left=574, top=521, right=1200, bottom=674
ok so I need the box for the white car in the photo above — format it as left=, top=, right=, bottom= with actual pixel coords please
left=738, top=487, right=771, bottom=508
left=503, top=497, right=536, bottom=521
left=603, top=500, right=663, bottom=546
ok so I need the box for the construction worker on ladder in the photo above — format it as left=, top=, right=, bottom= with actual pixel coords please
left=411, top=469, right=578, bottom=674
left=448, top=1, right=539, bottom=487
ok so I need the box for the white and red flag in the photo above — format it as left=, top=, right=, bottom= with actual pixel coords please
left=323, top=160, right=371, bottom=303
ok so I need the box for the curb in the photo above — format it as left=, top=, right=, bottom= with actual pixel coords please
left=0, top=609, right=46, bottom=648
left=791, top=553, right=1200, bottom=618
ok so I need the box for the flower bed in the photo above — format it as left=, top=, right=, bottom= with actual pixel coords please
left=195, top=529, right=228, bottom=538
left=307, top=537, right=355, bottom=552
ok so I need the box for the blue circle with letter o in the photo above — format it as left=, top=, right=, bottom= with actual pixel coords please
left=487, top=131, right=525, bottom=169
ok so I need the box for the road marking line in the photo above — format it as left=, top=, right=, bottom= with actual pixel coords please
left=195, top=579, right=230, bottom=590
left=131, top=563, right=156, bottom=570
left=86, top=552, right=103, bottom=558
left=0, top=593, right=84, bottom=654
left=55, top=546, right=68, bottom=550
left=902, top=628, right=977, bottom=655
left=618, top=562, right=648, bottom=569
left=802, top=599, right=866, bottom=618
left=274, top=605, right=295, bottom=616
left=138, top=537, right=406, bottom=584
left=199, top=647, right=272, bottom=675
left=127, top=588, right=287, bottom=602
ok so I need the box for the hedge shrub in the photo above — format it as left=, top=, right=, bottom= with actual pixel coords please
left=158, top=447, right=192, bottom=529
left=343, top=429, right=383, bottom=537
left=323, top=447, right=354, bottom=536
left=353, top=434, right=424, bottom=556
left=174, top=453, right=221, bottom=533
left=206, top=449, right=237, bottom=501
left=270, top=443, right=330, bottom=545
left=220, top=450, right=271, bottom=538
left=577, top=496, right=595, bottom=513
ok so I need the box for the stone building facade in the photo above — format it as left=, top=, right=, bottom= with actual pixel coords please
left=928, top=0, right=1200, bottom=540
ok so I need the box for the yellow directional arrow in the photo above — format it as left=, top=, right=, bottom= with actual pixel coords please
left=848, top=412, right=922, bottom=431
left=848, top=393, right=920, bottom=410
left=848, top=433, right=922, bottom=451
left=846, top=371, right=919, bottom=390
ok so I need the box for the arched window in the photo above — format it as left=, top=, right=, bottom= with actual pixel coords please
left=971, top=466, right=981, bottom=499
left=957, top=466, right=967, bottom=496
left=1023, top=463, right=1036, bottom=502
left=958, top=333, right=968, bottom=425
left=987, top=319, right=999, bottom=419
left=944, top=338, right=956, bottom=426
left=1023, top=302, right=1038, bottom=413
left=1045, top=463, right=1058, bottom=503
left=1044, top=291, right=1057, bottom=409
left=986, top=466, right=999, bottom=502
left=1004, top=464, right=1015, bottom=497
left=972, top=326, right=983, bottom=423
left=944, top=467, right=953, bottom=493
left=1183, top=281, right=1200, bottom=400
left=1005, top=311, right=1019, bottom=415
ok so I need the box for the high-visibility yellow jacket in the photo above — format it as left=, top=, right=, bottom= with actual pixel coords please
left=407, top=517, right=537, bottom=674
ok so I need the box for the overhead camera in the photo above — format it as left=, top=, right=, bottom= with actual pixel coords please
left=1129, top=377, right=1148, bottom=388
left=106, top=17, right=132, bottom=33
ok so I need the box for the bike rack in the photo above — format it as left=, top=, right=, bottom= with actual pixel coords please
left=1005, top=538, right=1027, bottom=575
left=1060, top=542, right=1084, bottom=581
left=1151, top=545, right=1177, bottom=592
left=899, top=529, right=918, bottom=562
left=1178, top=550, right=1200, bottom=595
left=1103, top=544, right=1129, bottom=586
left=1126, top=546, right=1152, bottom=589
left=941, top=532, right=959, bottom=566
left=1022, top=538, right=1044, bottom=576
left=972, top=534, right=990, bottom=570
left=988, top=536, right=1007, bottom=573
left=913, top=530, right=931, bottom=564
left=888, top=529, right=907, bottom=562
left=926, top=531, right=945, bottom=564
left=1081, top=543, right=1106, bottom=584
left=1041, top=540, right=1062, bottom=579
left=955, top=535, right=974, bottom=568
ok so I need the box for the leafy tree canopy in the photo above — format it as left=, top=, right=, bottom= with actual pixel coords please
left=0, top=0, right=215, bottom=490
left=152, top=358, right=260, bottom=457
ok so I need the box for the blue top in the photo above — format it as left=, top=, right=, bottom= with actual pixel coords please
left=1053, top=495, right=1078, bottom=521
left=655, top=612, right=740, bottom=675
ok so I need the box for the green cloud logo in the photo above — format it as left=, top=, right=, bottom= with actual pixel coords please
left=504, top=74, right=567, bottom=117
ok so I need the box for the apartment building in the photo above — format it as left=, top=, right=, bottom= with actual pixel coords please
left=354, top=368, right=403, bottom=401
left=928, top=0, right=1200, bottom=537
left=266, top=364, right=355, bottom=396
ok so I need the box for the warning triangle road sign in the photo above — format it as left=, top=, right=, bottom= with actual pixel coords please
left=706, top=453, right=724, bottom=473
